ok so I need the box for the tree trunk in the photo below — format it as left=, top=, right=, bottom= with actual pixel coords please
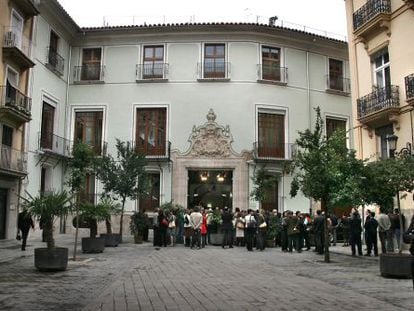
left=73, top=193, right=80, bottom=260
left=90, top=219, right=98, bottom=238
left=105, top=217, right=112, bottom=234
left=397, top=191, right=403, bottom=255
left=119, top=197, right=126, bottom=239
left=45, top=217, right=54, bottom=250
left=321, top=199, right=330, bottom=263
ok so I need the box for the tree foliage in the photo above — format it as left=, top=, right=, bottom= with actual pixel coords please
left=94, top=139, right=149, bottom=237
left=363, top=154, right=414, bottom=213
left=250, top=168, right=278, bottom=204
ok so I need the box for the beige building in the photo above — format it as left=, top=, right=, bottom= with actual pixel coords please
left=0, top=0, right=37, bottom=239
left=344, top=0, right=414, bottom=218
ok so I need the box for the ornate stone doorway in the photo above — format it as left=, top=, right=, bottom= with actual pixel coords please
left=171, top=109, right=251, bottom=211
left=187, top=170, right=233, bottom=209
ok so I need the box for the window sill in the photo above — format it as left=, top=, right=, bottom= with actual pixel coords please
left=73, top=80, right=105, bottom=85
left=136, top=78, right=168, bottom=83
left=197, top=78, right=230, bottom=82
left=325, top=88, right=350, bottom=97
left=257, top=79, right=287, bottom=86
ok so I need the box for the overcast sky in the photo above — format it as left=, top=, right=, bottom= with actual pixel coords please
left=58, top=0, right=348, bottom=40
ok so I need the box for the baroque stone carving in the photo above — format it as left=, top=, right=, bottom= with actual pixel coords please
left=186, top=109, right=234, bottom=158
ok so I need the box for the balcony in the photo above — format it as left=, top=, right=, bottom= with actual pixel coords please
left=134, top=141, right=171, bottom=162
left=136, top=63, right=168, bottom=82
left=73, top=65, right=105, bottom=84
left=0, top=145, right=27, bottom=177
left=38, top=132, right=71, bottom=158
left=257, top=64, right=288, bottom=85
left=3, top=27, right=35, bottom=69
left=403, top=0, right=414, bottom=10
left=11, top=0, right=39, bottom=17
left=326, top=75, right=351, bottom=95
left=357, top=85, right=399, bottom=127
left=45, top=47, right=65, bottom=76
left=0, top=84, right=32, bottom=125
left=352, top=0, right=391, bottom=40
left=197, top=62, right=230, bottom=81
left=405, top=74, right=414, bottom=105
left=253, top=142, right=295, bottom=163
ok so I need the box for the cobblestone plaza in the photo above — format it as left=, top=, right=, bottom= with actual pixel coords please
left=0, top=233, right=413, bottom=311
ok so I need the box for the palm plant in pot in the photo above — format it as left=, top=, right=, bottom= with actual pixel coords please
left=21, top=191, right=72, bottom=271
left=98, top=197, right=122, bottom=247
left=130, top=211, right=147, bottom=244
left=78, top=201, right=111, bottom=253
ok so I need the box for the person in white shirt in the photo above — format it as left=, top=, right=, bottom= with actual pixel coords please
left=190, top=206, right=203, bottom=249
left=183, top=209, right=193, bottom=247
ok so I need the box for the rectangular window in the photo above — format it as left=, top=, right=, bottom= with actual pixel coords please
left=81, top=48, right=102, bottom=80
left=375, top=124, right=393, bottom=159
left=258, top=113, right=285, bottom=158
left=135, top=108, right=166, bottom=156
left=329, top=59, right=344, bottom=91
left=143, top=45, right=164, bottom=79
left=1, top=125, right=13, bottom=147
left=40, top=103, right=55, bottom=149
left=74, top=111, right=103, bottom=154
left=139, top=172, right=160, bottom=212
left=326, top=118, right=346, bottom=139
left=80, top=174, right=95, bottom=204
left=262, top=46, right=281, bottom=81
left=204, top=44, right=225, bottom=78
left=373, top=49, right=390, bottom=88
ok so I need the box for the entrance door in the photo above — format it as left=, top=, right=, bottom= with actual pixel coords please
left=0, top=188, right=8, bottom=239
left=188, top=170, right=233, bottom=210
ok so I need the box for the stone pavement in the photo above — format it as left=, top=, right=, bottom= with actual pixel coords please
left=0, top=233, right=413, bottom=311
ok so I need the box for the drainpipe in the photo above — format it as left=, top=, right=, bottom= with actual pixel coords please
left=306, top=50, right=313, bottom=214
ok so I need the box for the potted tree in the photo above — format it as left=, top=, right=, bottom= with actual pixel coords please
left=130, top=211, right=147, bottom=244
left=209, top=209, right=223, bottom=245
left=78, top=201, right=110, bottom=253
left=266, top=213, right=278, bottom=248
left=363, top=154, right=414, bottom=278
left=22, top=191, right=72, bottom=271
left=99, top=197, right=122, bottom=247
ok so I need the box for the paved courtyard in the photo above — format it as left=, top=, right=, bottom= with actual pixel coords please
left=0, top=233, right=413, bottom=311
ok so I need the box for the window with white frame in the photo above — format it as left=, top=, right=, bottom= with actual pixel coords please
left=257, top=112, right=285, bottom=158
left=141, top=45, right=165, bottom=79
left=328, top=58, right=345, bottom=91
left=80, top=48, right=102, bottom=81
left=261, top=46, right=282, bottom=81
left=373, top=49, right=390, bottom=89
left=203, top=43, right=226, bottom=78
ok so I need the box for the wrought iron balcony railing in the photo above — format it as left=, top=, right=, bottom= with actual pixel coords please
left=0, top=84, right=32, bottom=115
left=326, top=75, right=351, bottom=94
left=72, top=141, right=107, bottom=156
left=73, top=65, right=105, bottom=82
left=3, top=26, right=32, bottom=58
left=198, top=62, right=231, bottom=80
left=353, top=0, right=391, bottom=31
left=136, top=63, right=169, bottom=80
left=46, top=47, right=64, bottom=76
left=253, top=142, right=296, bottom=161
left=133, top=141, right=171, bottom=160
left=38, top=132, right=71, bottom=157
left=257, top=64, right=288, bottom=83
left=0, top=145, right=27, bottom=173
left=357, top=85, right=399, bottom=119
left=405, top=73, right=414, bottom=101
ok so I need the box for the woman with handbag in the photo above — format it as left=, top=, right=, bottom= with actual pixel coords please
left=168, top=211, right=177, bottom=247
left=235, top=212, right=245, bottom=246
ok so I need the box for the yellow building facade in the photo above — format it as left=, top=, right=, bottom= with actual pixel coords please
left=0, top=0, right=37, bottom=239
left=344, top=0, right=414, bottom=218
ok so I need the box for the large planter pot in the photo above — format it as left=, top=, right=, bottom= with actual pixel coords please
left=82, top=237, right=105, bottom=253
left=34, top=247, right=68, bottom=272
left=380, top=253, right=413, bottom=279
left=100, top=233, right=120, bottom=247
left=210, top=233, right=224, bottom=245
left=134, top=234, right=143, bottom=244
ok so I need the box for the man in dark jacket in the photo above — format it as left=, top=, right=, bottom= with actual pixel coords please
left=349, top=209, right=362, bottom=256
left=18, top=210, right=34, bottom=251
left=364, top=212, right=378, bottom=256
left=313, top=210, right=325, bottom=255
left=221, top=207, right=233, bottom=248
